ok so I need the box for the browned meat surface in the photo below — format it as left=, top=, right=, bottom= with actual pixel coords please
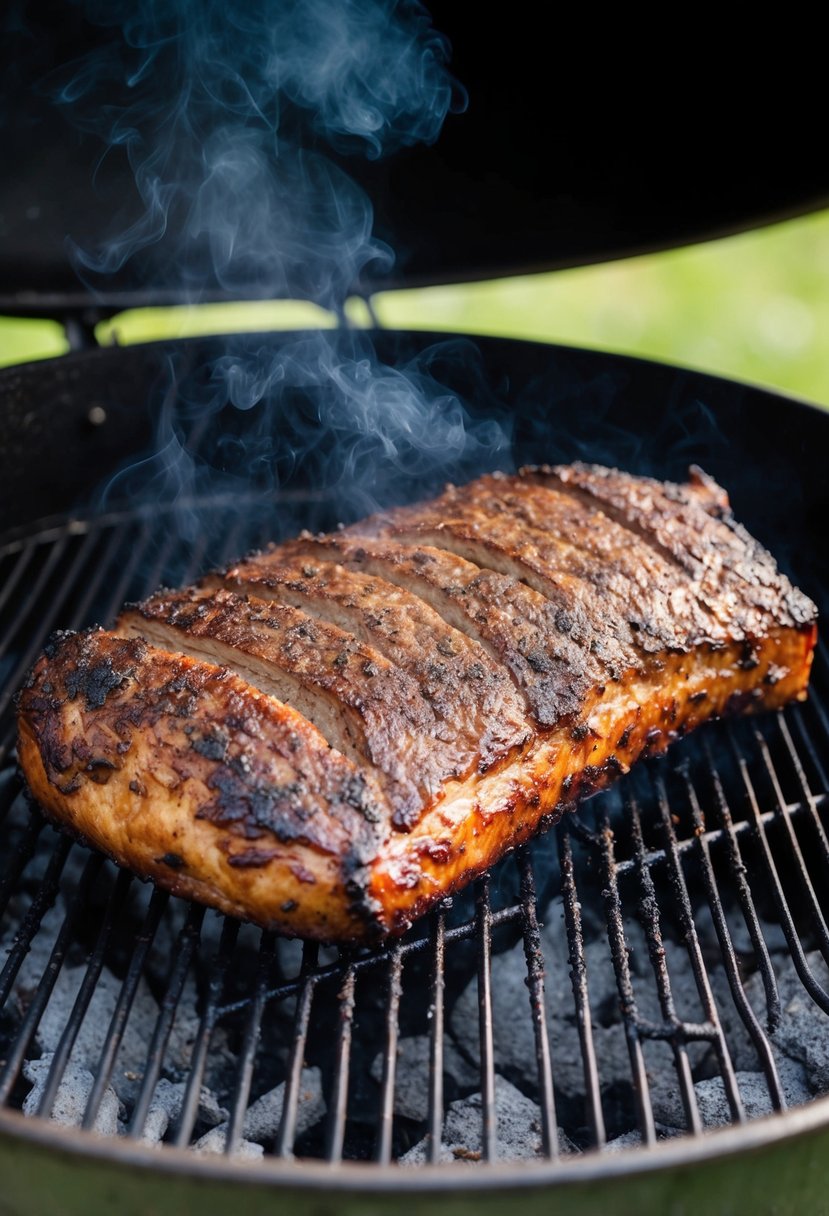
left=534, top=463, right=811, bottom=635
left=255, top=533, right=606, bottom=729
left=120, top=585, right=527, bottom=829
left=17, top=631, right=385, bottom=938
left=16, top=465, right=818, bottom=941
left=210, top=557, right=529, bottom=767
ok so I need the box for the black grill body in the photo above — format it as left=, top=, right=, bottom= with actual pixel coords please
left=0, top=332, right=828, bottom=1213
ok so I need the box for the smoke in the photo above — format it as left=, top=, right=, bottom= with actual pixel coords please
left=99, top=331, right=514, bottom=546
left=43, top=0, right=518, bottom=552
left=47, top=0, right=464, bottom=307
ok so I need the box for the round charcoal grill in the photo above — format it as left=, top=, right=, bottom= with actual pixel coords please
left=0, top=333, right=828, bottom=1214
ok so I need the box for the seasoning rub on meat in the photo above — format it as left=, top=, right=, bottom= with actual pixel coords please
left=16, top=464, right=818, bottom=942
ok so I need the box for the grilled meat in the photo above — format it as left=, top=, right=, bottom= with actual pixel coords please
left=17, top=464, right=818, bottom=941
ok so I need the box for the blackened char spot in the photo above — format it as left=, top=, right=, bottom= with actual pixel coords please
left=227, top=847, right=280, bottom=868
left=85, top=757, right=117, bottom=785
left=617, top=724, right=634, bottom=749
left=157, top=852, right=184, bottom=870
left=65, top=656, right=129, bottom=710
left=158, top=675, right=199, bottom=718
left=340, top=773, right=382, bottom=825
left=43, top=629, right=77, bottom=661
left=526, top=649, right=551, bottom=674
left=739, top=640, right=760, bottom=671
left=341, top=845, right=383, bottom=939
left=201, top=767, right=308, bottom=843
left=555, top=609, right=573, bottom=634
left=55, top=775, right=83, bottom=794
left=191, top=729, right=229, bottom=762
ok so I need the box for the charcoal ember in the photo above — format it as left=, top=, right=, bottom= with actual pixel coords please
left=369, top=1035, right=479, bottom=1122
left=724, top=916, right=790, bottom=960
left=6, top=899, right=67, bottom=1005
left=193, top=1066, right=325, bottom=1154
left=604, top=1124, right=682, bottom=1152
left=28, top=963, right=160, bottom=1093
left=604, top=1129, right=644, bottom=1153
left=762, top=950, right=829, bottom=1092
left=401, top=1075, right=577, bottom=1164
left=684, top=949, right=829, bottom=1096
left=164, top=975, right=205, bottom=1076
left=689, top=899, right=791, bottom=963
left=449, top=915, right=568, bottom=1086
left=702, top=964, right=771, bottom=1074
left=656, top=1056, right=811, bottom=1129
left=141, top=1079, right=184, bottom=1145
left=642, top=1041, right=692, bottom=1129
left=196, top=1134, right=263, bottom=1159
left=553, top=1021, right=632, bottom=1103
left=22, top=1055, right=120, bottom=1135
left=140, top=1078, right=227, bottom=1146
left=449, top=914, right=668, bottom=1100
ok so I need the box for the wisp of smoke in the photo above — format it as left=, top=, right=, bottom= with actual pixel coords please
left=48, top=0, right=464, bottom=307
left=45, top=1, right=516, bottom=550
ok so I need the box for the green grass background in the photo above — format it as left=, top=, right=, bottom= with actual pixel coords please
left=3, top=208, right=829, bottom=409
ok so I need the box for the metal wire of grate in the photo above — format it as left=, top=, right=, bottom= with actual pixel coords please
left=0, top=505, right=828, bottom=1167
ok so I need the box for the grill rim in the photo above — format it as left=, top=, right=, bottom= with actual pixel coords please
left=4, top=1094, right=829, bottom=1190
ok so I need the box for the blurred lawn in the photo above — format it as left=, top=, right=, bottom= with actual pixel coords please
left=3, top=209, right=829, bottom=408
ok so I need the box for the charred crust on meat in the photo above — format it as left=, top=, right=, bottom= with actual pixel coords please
left=42, top=629, right=82, bottom=661
left=555, top=610, right=573, bottom=634
left=15, top=465, right=819, bottom=942
left=201, top=768, right=308, bottom=843
left=190, top=728, right=229, bottom=762
left=157, top=851, right=185, bottom=870
left=616, top=723, right=634, bottom=749
left=341, top=773, right=383, bottom=825
left=64, top=652, right=131, bottom=710
left=84, top=757, right=118, bottom=784
left=738, top=640, right=760, bottom=670
left=55, top=775, right=83, bottom=795
left=227, top=847, right=281, bottom=868
left=526, top=649, right=551, bottom=674
left=645, top=727, right=665, bottom=752
left=341, top=847, right=383, bottom=937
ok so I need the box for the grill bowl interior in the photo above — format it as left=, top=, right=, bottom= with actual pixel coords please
left=1, top=331, right=828, bottom=1210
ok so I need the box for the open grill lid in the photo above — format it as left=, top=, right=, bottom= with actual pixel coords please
left=2, top=3, right=829, bottom=316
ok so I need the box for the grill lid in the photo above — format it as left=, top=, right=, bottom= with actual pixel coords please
left=2, top=3, right=828, bottom=314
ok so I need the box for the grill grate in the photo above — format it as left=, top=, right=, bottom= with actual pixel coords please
left=1, top=505, right=828, bottom=1166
